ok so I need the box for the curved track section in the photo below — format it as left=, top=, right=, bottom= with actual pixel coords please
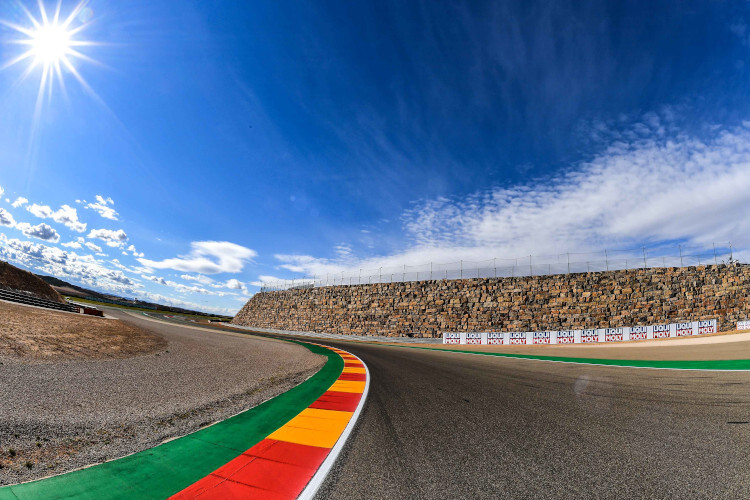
left=315, top=341, right=750, bottom=499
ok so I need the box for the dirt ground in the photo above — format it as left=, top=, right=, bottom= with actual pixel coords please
left=0, top=301, right=166, bottom=359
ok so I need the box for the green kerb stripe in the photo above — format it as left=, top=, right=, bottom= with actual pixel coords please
left=389, top=344, right=750, bottom=370
left=0, top=341, right=342, bottom=500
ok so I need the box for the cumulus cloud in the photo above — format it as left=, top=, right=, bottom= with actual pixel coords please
left=86, top=195, right=119, bottom=220
left=138, top=241, right=256, bottom=274
left=142, top=274, right=167, bottom=285
left=88, top=228, right=128, bottom=248
left=16, top=222, right=60, bottom=242
left=127, top=244, right=144, bottom=257
left=26, top=203, right=87, bottom=233
left=85, top=241, right=103, bottom=253
left=0, top=208, right=16, bottom=227
left=271, top=119, right=750, bottom=281
left=11, top=197, right=28, bottom=208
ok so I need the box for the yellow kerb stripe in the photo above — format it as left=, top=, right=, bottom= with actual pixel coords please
left=329, top=380, right=366, bottom=393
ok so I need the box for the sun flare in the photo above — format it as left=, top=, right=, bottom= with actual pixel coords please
left=1, top=0, right=98, bottom=100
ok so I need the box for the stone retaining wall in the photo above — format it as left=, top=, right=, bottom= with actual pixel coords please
left=232, top=264, right=750, bottom=337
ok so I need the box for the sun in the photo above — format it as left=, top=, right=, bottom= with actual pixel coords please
left=30, top=22, right=72, bottom=66
left=1, top=1, right=98, bottom=99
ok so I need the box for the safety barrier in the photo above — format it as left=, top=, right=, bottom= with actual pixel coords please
left=442, top=319, right=718, bottom=345
left=0, top=287, right=78, bottom=313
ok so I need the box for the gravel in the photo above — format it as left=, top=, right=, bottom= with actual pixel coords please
left=0, top=309, right=325, bottom=485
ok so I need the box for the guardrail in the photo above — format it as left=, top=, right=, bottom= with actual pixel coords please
left=0, top=288, right=79, bottom=313
left=443, top=319, right=718, bottom=345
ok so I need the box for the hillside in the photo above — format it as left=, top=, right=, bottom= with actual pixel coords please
left=0, top=260, right=65, bottom=304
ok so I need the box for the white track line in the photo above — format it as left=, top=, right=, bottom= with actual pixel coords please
left=299, top=348, right=371, bottom=500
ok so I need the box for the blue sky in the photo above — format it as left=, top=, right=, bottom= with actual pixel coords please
left=1, top=0, right=750, bottom=314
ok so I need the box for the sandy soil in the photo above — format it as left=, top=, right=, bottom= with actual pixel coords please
left=0, top=308, right=324, bottom=485
left=0, top=301, right=166, bottom=359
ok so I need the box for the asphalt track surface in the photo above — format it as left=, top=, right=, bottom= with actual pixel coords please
left=313, top=340, right=750, bottom=499
left=88, top=314, right=750, bottom=499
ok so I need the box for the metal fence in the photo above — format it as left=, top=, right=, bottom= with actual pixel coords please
left=260, top=243, right=744, bottom=292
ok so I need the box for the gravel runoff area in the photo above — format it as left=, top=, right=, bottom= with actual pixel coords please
left=0, top=307, right=325, bottom=485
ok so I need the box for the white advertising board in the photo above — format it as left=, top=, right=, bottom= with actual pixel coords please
left=442, top=318, right=719, bottom=345
left=738, top=320, right=750, bottom=331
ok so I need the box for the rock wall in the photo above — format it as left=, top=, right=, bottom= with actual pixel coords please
left=232, top=264, right=750, bottom=337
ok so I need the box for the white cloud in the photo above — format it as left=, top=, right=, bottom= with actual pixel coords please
left=142, top=274, right=167, bottom=285
left=272, top=120, right=750, bottom=280
left=0, top=185, right=3, bottom=197
left=26, top=203, right=86, bottom=233
left=224, top=278, right=245, bottom=290
left=0, top=234, right=237, bottom=316
left=11, top=197, right=28, bottom=208
left=181, top=273, right=215, bottom=285
left=127, top=244, right=144, bottom=257
left=85, top=241, right=103, bottom=253
left=138, top=241, right=256, bottom=274
left=86, top=195, right=119, bottom=220
left=16, top=222, right=60, bottom=242
left=0, top=208, right=16, bottom=227
left=88, top=228, right=128, bottom=248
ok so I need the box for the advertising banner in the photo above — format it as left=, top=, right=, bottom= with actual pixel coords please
left=557, top=330, right=575, bottom=344
left=738, top=320, right=750, bottom=331
left=509, top=332, right=527, bottom=345
left=533, top=331, right=552, bottom=344
left=675, top=322, right=693, bottom=337
left=443, top=332, right=460, bottom=344
left=650, top=323, right=672, bottom=339
left=604, top=327, right=625, bottom=342
left=629, top=325, right=648, bottom=340
left=487, top=332, right=505, bottom=345
left=466, top=332, right=482, bottom=345
left=695, top=319, right=717, bottom=335
left=581, top=329, right=598, bottom=343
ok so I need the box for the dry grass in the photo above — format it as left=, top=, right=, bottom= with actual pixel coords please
left=0, top=301, right=166, bottom=359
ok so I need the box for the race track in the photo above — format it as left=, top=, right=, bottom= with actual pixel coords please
left=313, top=341, right=750, bottom=499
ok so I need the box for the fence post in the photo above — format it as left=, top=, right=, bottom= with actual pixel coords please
left=605, top=249, right=609, bottom=271
left=359, top=269, right=361, bottom=285
left=494, top=258, right=497, bottom=278
left=379, top=267, right=382, bottom=283
left=729, top=241, right=733, bottom=262
left=713, top=243, right=718, bottom=265
left=529, top=255, right=533, bottom=276
left=460, top=260, right=463, bottom=279
left=403, top=265, right=406, bottom=281
left=642, top=247, right=647, bottom=269
left=430, top=262, right=433, bottom=280
left=679, top=244, right=683, bottom=267
left=567, top=253, right=570, bottom=274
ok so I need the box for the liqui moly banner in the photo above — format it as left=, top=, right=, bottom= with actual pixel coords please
left=442, top=318, right=718, bottom=344
left=604, top=327, right=625, bottom=342
left=487, top=332, right=504, bottom=345
left=581, top=329, right=598, bottom=343
left=466, top=332, right=482, bottom=345
left=509, top=332, right=527, bottom=345
left=533, top=331, right=552, bottom=344
left=650, top=323, right=672, bottom=339
left=695, top=319, right=717, bottom=335
left=443, top=332, right=460, bottom=344
left=738, top=320, right=750, bottom=331
left=556, top=330, right=576, bottom=344
left=629, top=325, right=648, bottom=340
left=675, top=322, right=693, bottom=337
